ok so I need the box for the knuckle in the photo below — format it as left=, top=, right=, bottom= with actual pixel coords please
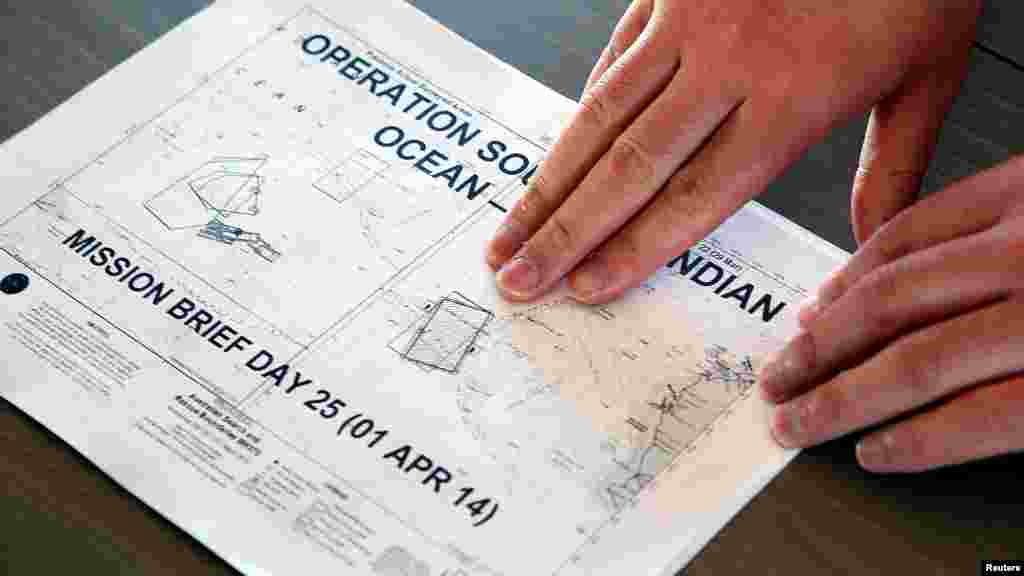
left=578, top=91, right=612, bottom=133
left=858, top=269, right=905, bottom=333
left=663, top=169, right=713, bottom=223
left=896, top=424, right=929, bottom=465
left=870, top=221, right=915, bottom=265
left=601, top=67, right=638, bottom=106
left=805, top=384, right=843, bottom=431
left=606, top=137, right=656, bottom=186
left=611, top=0, right=651, bottom=54
left=518, top=171, right=556, bottom=218
left=793, top=330, right=820, bottom=374
left=580, top=69, right=636, bottom=131
left=541, top=213, right=578, bottom=255
left=607, top=37, right=627, bottom=61
left=1006, top=234, right=1024, bottom=288
left=604, top=232, right=645, bottom=280
left=893, top=337, right=943, bottom=401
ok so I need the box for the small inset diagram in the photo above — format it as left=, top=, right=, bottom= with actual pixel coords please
left=144, top=155, right=282, bottom=262
left=389, top=291, right=494, bottom=374
left=313, top=149, right=390, bottom=205
left=371, top=546, right=430, bottom=576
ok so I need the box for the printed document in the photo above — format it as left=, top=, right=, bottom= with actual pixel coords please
left=0, top=1, right=848, bottom=574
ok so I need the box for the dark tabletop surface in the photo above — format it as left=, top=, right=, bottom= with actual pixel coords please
left=2, top=1, right=1022, bottom=574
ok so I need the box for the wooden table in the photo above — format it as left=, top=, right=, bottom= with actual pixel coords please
left=2, top=1, right=1021, bottom=573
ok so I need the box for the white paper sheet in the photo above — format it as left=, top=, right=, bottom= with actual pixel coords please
left=0, top=1, right=849, bottom=574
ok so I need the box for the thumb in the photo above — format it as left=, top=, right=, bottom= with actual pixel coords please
left=851, top=53, right=973, bottom=245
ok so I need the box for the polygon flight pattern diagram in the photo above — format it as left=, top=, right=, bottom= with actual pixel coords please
left=144, top=155, right=282, bottom=262
left=389, top=291, right=495, bottom=375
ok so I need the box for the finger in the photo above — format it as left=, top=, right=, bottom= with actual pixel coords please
left=800, top=154, right=1024, bottom=325
left=583, top=0, right=654, bottom=95
left=565, top=90, right=829, bottom=304
left=762, top=224, right=1022, bottom=403
left=856, top=374, right=1024, bottom=473
left=851, top=58, right=968, bottom=245
left=485, top=16, right=677, bottom=271
left=496, top=71, right=743, bottom=301
left=770, top=298, right=1024, bottom=449
left=849, top=1, right=980, bottom=247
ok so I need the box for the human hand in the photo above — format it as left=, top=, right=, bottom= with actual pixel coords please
left=761, top=156, right=1024, bottom=473
left=485, top=0, right=981, bottom=303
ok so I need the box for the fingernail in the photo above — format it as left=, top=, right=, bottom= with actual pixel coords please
left=486, top=221, right=528, bottom=270
left=496, top=256, right=540, bottom=298
left=797, top=296, right=822, bottom=327
left=770, top=401, right=804, bottom=449
left=856, top=433, right=894, bottom=471
left=569, top=264, right=608, bottom=302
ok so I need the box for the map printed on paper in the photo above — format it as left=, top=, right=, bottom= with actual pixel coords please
left=0, top=2, right=846, bottom=576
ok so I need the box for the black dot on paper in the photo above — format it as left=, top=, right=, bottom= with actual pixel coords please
left=1, top=273, right=29, bottom=295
